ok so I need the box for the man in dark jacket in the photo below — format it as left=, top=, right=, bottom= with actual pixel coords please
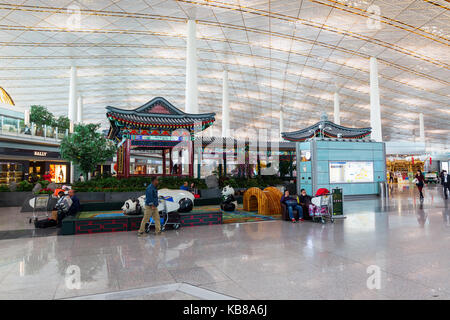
left=138, top=176, right=160, bottom=236
left=298, top=189, right=312, bottom=206
left=442, top=170, right=449, bottom=199
left=67, top=189, right=81, bottom=216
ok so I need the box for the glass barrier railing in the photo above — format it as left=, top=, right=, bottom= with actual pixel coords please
left=0, top=115, right=69, bottom=140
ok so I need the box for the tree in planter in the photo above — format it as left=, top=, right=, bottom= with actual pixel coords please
left=30, top=105, right=54, bottom=127
left=60, top=123, right=117, bottom=179
left=53, top=115, right=70, bottom=132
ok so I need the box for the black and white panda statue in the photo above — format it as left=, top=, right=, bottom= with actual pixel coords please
left=122, top=196, right=145, bottom=215
left=220, top=185, right=237, bottom=212
left=121, top=189, right=195, bottom=215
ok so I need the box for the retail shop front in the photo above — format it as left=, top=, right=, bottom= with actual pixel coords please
left=0, top=144, right=70, bottom=184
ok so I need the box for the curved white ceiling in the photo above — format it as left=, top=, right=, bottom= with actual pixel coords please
left=0, top=0, right=448, bottom=150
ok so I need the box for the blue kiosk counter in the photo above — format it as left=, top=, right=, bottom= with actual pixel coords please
left=282, top=114, right=386, bottom=197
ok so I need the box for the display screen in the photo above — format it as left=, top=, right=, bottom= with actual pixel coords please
left=329, top=161, right=374, bottom=183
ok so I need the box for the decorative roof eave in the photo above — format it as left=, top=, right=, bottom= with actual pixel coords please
left=106, top=97, right=216, bottom=141
left=282, top=118, right=372, bottom=142
left=105, top=96, right=215, bottom=120
left=107, top=113, right=215, bottom=129
left=282, top=129, right=371, bottom=142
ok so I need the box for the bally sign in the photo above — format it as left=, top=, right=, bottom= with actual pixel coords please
left=34, top=151, right=48, bottom=157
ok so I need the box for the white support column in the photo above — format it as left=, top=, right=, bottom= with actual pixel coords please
left=68, top=66, right=78, bottom=122
left=333, top=92, right=340, bottom=125
left=419, top=113, right=425, bottom=142
left=185, top=20, right=198, bottom=114
left=370, top=57, right=382, bottom=142
left=279, top=107, right=284, bottom=140
left=222, top=69, right=230, bottom=137
left=24, top=109, right=30, bottom=125
left=70, top=163, right=74, bottom=184
left=77, top=95, right=83, bottom=123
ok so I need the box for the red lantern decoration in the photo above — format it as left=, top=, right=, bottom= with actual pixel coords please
left=430, top=157, right=432, bottom=165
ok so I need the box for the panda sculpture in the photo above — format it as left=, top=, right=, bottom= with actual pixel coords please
left=220, top=185, right=237, bottom=212
left=122, top=188, right=195, bottom=215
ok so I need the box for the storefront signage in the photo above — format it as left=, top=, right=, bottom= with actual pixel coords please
left=128, top=135, right=184, bottom=142
left=0, top=147, right=61, bottom=159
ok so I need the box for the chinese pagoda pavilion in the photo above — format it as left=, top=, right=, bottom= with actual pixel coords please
left=281, top=113, right=372, bottom=141
left=106, top=97, right=215, bottom=178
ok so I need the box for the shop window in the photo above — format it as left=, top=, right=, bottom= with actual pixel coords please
left=0, top=162, right=23, bottom=184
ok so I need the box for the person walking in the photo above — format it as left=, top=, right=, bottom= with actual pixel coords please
left=441, top=170, right=449, bottom=200
left=389, top=171, right=395, bottom=184
left=138, top=176, right=161, bottom=237
left=414, top=170, right=425, bottom=200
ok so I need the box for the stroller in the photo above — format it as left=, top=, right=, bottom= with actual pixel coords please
left=309, top=188, right=334, bottom=224
left=145, top=196, right=182, bottom=233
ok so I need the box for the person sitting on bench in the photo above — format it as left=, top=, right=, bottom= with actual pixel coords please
left=281, top=190, right=304, bottom=223
left=55, top=191, right=72, bottom=227
left=67, top=189, right=81, bottom=216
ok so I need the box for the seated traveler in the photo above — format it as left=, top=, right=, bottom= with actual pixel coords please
left=189, top=182, right=200, bottom=198
left=280, top=190, right=304, bottom=223
left=67, top=189, right=81, bottom=216
left=298, top=189, right=312, bottom=220
left=180, top=181, right=189, bottom=191
left=56, top=191, right=72, bottom=227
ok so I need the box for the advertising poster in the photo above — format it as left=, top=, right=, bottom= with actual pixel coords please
left=49, top=164, right=67, bottom=183
left=329, top=161, right=374, bottom=183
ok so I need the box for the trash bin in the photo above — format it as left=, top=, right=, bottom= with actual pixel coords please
left=379, top=181, right=389, bottom=198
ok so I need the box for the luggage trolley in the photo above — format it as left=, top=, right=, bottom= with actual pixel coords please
left=310, top=194, right=334, bottom=224
left=145, top=196, right=181, bottom=233
left=29, top=194, right=51, bottom=224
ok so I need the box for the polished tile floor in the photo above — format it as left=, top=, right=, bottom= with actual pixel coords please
left=0, top=184, right=449, bottom=300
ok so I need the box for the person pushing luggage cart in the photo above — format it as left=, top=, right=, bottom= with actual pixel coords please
left=138, top=176, right=161, bottom=237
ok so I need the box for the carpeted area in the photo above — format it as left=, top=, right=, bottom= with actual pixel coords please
left=205, top=205, right=280, bottom=223
left=76, top=205, right=280, bottom=224
left=77, top=210, right=125, bottom=219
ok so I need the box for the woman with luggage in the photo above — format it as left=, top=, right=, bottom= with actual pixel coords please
left=414, top=170, right=426, bottom=200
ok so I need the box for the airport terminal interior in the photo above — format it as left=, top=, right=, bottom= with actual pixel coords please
left=0, top=0, right=449, bottom=301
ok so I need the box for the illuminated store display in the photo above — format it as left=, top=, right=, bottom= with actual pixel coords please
left=49, top=164, right=67, bottom=183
